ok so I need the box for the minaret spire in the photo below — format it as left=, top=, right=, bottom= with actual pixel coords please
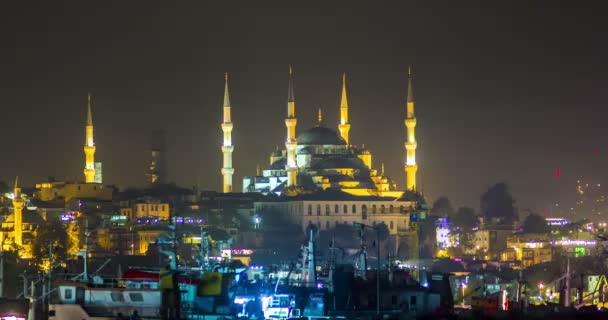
left=338, top=72, right=351, bottom=144
left=404, top=66, right=418, bottom=191
left=83, top=93, right=97, bottom=183
left=12, top=176, right=24, bottom=249
left=285, top=66, right=298, bottom=187
left=87, top=93, right=93, bottom=126
left=221, top=72, right=235, bottom=193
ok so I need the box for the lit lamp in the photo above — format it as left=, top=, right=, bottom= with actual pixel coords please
left=461, top=282, right=467, bottom=306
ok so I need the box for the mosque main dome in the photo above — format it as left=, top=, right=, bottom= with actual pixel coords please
left=297, top=126, right=346, bottom=145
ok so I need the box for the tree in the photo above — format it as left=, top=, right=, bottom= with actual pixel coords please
left=522, top=213, right=550, bottom=234
left=451, top=206, right=478, bottom=230
left=481, top=182, right=517, bottom=224
left=31, top=219, right=71, bottom=270
left=430, top=196, right=454, bottom=217
left=374, top=222, right=390, bottom=243
left=0, top=180, right=9, bottom=194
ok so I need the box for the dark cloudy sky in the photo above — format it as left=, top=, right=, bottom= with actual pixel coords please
left=2, top=1, right=607, bottom=216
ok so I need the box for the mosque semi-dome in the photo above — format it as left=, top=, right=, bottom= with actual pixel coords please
left=313, top=156, right=369, bottom=172
left=297, top=126, right=346, bottom=146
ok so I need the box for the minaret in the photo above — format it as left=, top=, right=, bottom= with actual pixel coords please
left=404, top=66, right=418, bottom=191
left=285, top=66, right=298, bottom=187
left=338, top=73, right=351, bottom=144
left=12, top=176, right=24, bottom=247
left=146, top=130, right=166, bottom=186
left=83, top=93, right=96, bottom=183
left=317, top=108, right=323, bottom=126
left=221, top=72, right=235, bottom=193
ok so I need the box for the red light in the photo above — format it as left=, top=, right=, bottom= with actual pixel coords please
left=555, top=168, right=561, bottom=179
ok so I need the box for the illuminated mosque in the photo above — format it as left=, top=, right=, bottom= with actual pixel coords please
left=231, top=67, right=419, bottom=198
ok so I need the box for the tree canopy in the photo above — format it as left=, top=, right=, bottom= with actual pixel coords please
left=31, top=218, right=72, bottom=270
left=481, top=182, right=517, bottom=224
left=522, top=213, right=550, bottom=234
left=430, top=196, right=454, bottom=217
left=451, top=206, right=478, bottom=230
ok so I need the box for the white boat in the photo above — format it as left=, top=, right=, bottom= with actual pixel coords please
left=48, top=269, right=230, bottom=320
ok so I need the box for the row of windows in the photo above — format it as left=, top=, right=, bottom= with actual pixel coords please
left=308, top=220, right=396, bottom=230
left=138, top=204, right=167, bottom=212
left=307, top=204, right=406, bottom=216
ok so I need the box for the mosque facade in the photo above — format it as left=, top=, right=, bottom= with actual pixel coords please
left=239, top=67, right=418, bottom=198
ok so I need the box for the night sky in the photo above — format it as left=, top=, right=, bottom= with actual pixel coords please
left=2, top=1, right=607, bottom=217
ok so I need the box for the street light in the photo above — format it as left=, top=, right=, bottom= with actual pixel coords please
left=461, top=282, right=467, bottom=306
left=354, top=222, right=380, bottom=316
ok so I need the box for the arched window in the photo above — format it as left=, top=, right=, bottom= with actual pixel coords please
left=308, top=205, right=312, bottom=216
left=344, top=205, right=348, bottom=214
left=316, top=204, right=321, bottom=216
left=362, top=205, right=367, bottom=214
left=400, top=205, right=405, bottom=213
left=352, top=204, right=357, bottom=214
left=390, top=221, right=394, bottom=230
left=372, top=205, right=377, bottom=214
left=325, top=205, right=330, bottom=216
left=381, top=205, right=386, bottom=214
left=334, top=205, right=339, bottom=214
left=389, top=205, right=394, bottom=213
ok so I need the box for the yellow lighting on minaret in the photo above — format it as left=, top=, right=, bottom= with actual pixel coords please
left=12, top=176, right=24, bottom=248
left=83, top=93, right=96, bottom=183
left=221, top=72, right=235, bottom=193
left=285, top=66, right=298, bottom=187
left=338, top=73, right=351, bottom=145
left=404, top=66, right=418, bottom=191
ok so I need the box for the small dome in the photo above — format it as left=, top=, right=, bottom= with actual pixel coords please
left=270, top=158, right=287, bottom=170
left=297, top=127, right=346, bottom=145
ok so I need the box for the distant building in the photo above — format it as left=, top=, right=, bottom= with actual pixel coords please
left=471, top=228, right=513, bottom=257
left=254, top=189, right=419, bottom=235
left=35, top=181, right=113, bottom=202
left=133, top=201, right=170, bottom=220
left=501, top=233, right=552, bottom=268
